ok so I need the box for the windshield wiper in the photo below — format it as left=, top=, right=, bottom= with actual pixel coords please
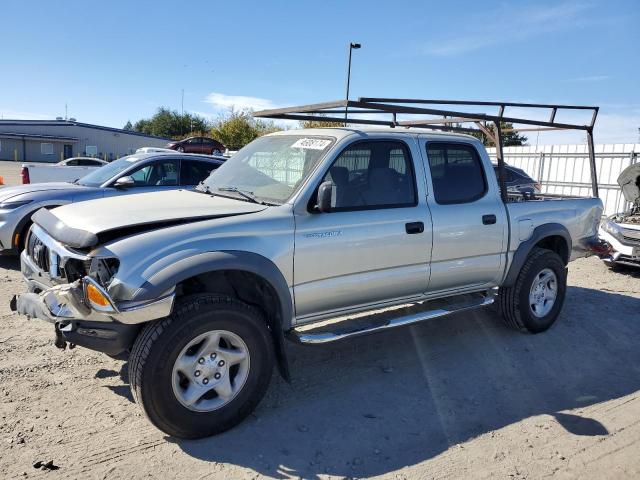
left=217, top=186, right=261, bottom=204
left=195, top=182, right=213, bottom=195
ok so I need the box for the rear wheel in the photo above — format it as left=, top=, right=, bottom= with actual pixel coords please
left=177, top=146, right=185, bottom=152
left=211, top=149, right=222, bottom=155
left=129, top=294, right=274, bottom=438
left=499, top=247, right=567, bottom=333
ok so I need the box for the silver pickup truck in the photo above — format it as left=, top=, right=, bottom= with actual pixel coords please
left=11, top=120, right=606, bottom=438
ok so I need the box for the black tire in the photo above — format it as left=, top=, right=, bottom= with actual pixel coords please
left=129, top=294, right=274, bottom=438
left=177, top=146, right=185, bottom=152
left=498, top=247, right=567, bottom=333
left=18, top=219, right=34, bottom=252
left=212, top=149, right=221, bottom=155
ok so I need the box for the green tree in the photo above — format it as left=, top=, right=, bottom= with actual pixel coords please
left=299, top=115, right=346, bottom=129
left=132, top=107, right=209, bottom=139
left=470, top=122, right=528, bottom=147
left=210, top=109, right=281, bottom=150
left=123, top=120, right=133, bottom=131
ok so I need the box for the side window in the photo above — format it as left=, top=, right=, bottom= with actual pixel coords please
left=186, top=138, right=201, bottom=145
left=493, top=166, right=514, bottom=182
left=320, top=141, right=416, bottom=210
left=426, top=143, right=487, bottom=204
left=181, top=160, right=218, bottom=185
left=127, top=160, right=179, bottom=186
left=77, top=159, right=98, bottom=166
left=65, top=159, right=78, bottom=166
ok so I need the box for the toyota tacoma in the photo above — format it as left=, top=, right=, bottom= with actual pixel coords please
left=11, top=113, right=606, bottom=438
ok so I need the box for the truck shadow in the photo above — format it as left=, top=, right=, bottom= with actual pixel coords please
left=0, top=255, right=20, bottom=271
left=609, top=263, right=640, bottom=279
left=158, top=285, right=637, bottom=479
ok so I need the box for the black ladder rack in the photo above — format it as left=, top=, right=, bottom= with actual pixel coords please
left=253, top=98, right=600, bottom=201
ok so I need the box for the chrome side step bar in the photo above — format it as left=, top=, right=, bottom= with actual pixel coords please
left=288, top=290, right=496, bottom=344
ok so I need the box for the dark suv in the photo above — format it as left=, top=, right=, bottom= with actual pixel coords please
left=166, top=136, right=226, bottom=155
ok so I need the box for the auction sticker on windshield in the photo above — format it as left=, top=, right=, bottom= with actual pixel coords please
left=291, top=138, right=332, bottom=150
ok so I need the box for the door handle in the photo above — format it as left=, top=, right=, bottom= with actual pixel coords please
left=482, top=214, right=497, bottom=225
left=405, top=221, right=424, bottom=234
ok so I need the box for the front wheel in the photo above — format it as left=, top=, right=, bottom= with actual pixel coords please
left=498, top=247, right=567, bottom=333
left=129, top=295, right=275, bottom=438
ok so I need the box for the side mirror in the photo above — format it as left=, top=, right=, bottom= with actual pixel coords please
left=317, top=181, right=334, bottom=213
left=113, top=175, right=135, bottom=189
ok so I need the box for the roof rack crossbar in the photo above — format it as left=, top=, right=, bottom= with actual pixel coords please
left=254, top=99, right=595, bottom=130
left=358, top=97, right=599, bottom=110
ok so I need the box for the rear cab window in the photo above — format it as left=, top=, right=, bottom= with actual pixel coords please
left=426, top=142, right=487, bottom=204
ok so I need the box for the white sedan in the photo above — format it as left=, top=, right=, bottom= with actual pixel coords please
left=21, top=157, right=108, bottom=184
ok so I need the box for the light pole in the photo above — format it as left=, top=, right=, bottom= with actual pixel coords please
left=345, top=42, right=361, bottom=122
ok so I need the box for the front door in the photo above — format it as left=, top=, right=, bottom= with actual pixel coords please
left=105, top=159, right=181, bottom=197
left=63, top=144, right=73, bottom=159
left=421, top=140, right=507, bottom=293
left=293, top=139, right=432, bottom=321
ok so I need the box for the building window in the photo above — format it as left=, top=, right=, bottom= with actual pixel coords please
left=0, top=140, right=2, bottom=152
left=86, top=145, right=98, bottom=156
left=41, top=143, right=54, bottom=155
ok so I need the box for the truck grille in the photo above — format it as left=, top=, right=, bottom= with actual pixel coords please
left=26, top=232, right=58, bottom=276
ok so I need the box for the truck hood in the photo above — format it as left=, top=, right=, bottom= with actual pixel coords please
left=0, top=182, right=82, bottom=202
left=33, top=190, right=268, bottom=248
left=618, top=163, right=640, bottom=203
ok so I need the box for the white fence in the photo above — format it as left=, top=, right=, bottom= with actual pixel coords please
left=487, top=144, right=639, bottom=216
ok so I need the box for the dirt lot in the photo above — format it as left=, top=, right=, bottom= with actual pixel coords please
left=0, top=256, right=639, bottom=479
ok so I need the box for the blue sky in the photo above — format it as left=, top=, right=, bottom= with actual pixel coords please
left=1, top=0, right=638, bottom=144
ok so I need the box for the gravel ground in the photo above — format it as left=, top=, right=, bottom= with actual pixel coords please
left=0, top=161, right=23, bottom=187
left=0, top=256, right=639, bottom=479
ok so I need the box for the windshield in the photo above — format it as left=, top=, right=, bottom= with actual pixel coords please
left=78, top=156, right=140, bottom=187
left=201, top=135, right=335, bottom=204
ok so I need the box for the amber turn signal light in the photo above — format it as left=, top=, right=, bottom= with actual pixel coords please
left=86, top=282, right=110, bottom=308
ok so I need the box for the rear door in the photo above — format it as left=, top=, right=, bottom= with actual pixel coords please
left=202, top=138, right=221, bottom=155
left=421, top=140, right=507, bottom=292
left=183, top=138, right=202, bottom=153
left=293, top=138, right=432, bottom=320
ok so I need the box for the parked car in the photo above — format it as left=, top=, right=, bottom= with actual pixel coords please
left=135, top=147, right=176, bottom=154
left=599, top=163, right=640, bottom=268
left=166, top=136, right=226, bottom=155
left=0, top=153, right=224, bottom=255
left=492, top=164, right=541, bottom=195
left=21, top=157, right=108, bottom=184
left=11, top=126, right=605, bottom=438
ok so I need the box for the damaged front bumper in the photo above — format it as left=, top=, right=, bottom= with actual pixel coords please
left=11, top=251, right=175, bottom=354
left=599, top=227, right=640, bottom=267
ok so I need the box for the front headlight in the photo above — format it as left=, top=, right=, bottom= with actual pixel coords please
left=90, top=257, right=120, bottom=287
left=600, top=218, right=623, bottom=239
left=0, top=199, right=33, bottom=210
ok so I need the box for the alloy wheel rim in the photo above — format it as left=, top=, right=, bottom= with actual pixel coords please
left=528, top=268, right=558, bottom=318
left=171, top=330, right=250, bottom=412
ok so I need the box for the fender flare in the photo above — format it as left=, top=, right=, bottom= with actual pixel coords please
left=503, top=223, right=571, bottom=287
left=11, top=204, right=64, bottom=251
left=130, top=250, right=294, bottom=381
